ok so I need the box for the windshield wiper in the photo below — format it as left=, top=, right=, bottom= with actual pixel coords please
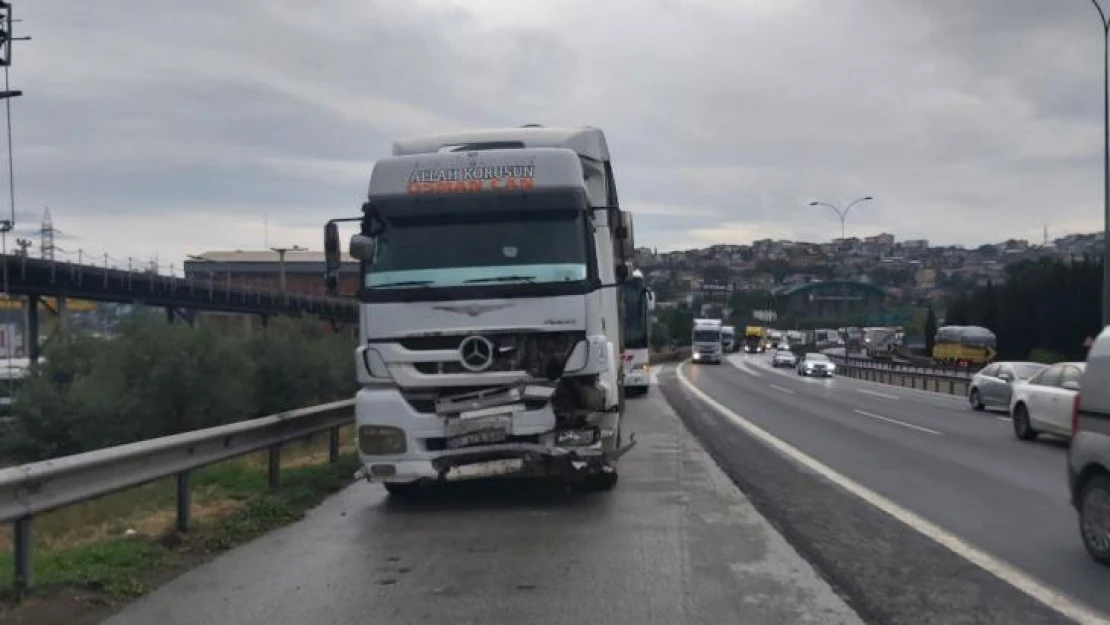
left=374, top=280, right=435, bottom=288
left=463, top=275, right=536, bottom=284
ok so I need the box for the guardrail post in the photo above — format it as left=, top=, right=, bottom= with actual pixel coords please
left=13, top=515, right=32, bottom=597
left=328, top=427, right=340, bottom=463
left=176, top=471, right=191, bottom=532
left=268, top=443, right=281, bottom=488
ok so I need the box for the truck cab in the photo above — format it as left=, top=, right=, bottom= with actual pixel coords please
left=743, top=325, right=766, bottom=353
left=692, top=318, right=723, bottom=364
left=323, top=125, right=636, bottom=495
left=720, top=325, right=737, bottom=353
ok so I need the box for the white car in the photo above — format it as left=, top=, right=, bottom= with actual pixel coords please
left=771, top=349, right=797, bottom=368
left=1009, top=361, right=1085, bottom=441
left=797, top=352, right=835, bottom=377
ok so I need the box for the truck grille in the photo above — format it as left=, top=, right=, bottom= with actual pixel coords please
left=395, top=331, right=584, bottom=378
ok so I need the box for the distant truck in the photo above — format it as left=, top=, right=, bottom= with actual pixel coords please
left=765, top=329, right=783, bottom=349
left=743, top=325, right=766, bottom=353
left=692, top=318, right=724, bottom=364
left=721, top=325, right=737, bottom=353
left=863, top=327, right=899, bottom=360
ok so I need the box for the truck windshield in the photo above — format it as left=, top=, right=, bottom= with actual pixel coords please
left=694, top=330, right=719, bottom=343
left=622, top=277, right=648, bottom=350
left=366, top=205, right=589, bottom=289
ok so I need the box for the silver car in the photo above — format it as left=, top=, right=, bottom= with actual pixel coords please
left=1069, top=325, right=1110, bottom=566
left=771, top=348, right=797, bottom=368
left=968, top=361, right=1046, bottom=412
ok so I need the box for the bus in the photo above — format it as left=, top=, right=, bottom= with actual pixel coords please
left=622, top=269, right=655, bottom=396
left=932, top=325, right=996, bottom=367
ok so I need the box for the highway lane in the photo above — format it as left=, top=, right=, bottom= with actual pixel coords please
left=673, top=354, right=1110, bottom=623
left=100, top=387, right=862, bottom=625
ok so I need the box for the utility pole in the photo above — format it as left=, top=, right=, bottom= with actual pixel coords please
left=1092, top=0, right=1110, bottom=325
left=808, top=196, right=874, bottom=242
left=270, top=245, right=306, bottom=292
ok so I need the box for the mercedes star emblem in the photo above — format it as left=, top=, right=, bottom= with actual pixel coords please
left=458, top=335, right=495, bottom=372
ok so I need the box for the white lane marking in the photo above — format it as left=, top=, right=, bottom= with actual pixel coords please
left=769, top=384, right=796, bottom=395
left=856, top=388, right=900, bottom=400
left=727, top=355, right=763, bottom=377
left=996, top=416, right=1011, bottom=423
left=852, top=409, right=942, bottom=436
left=675, top=362, right=1110, bottom=625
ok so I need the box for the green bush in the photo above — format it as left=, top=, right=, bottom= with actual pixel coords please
left=0, top=314, right=356, bottom=465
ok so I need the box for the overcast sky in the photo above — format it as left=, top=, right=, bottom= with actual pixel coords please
left=6, top=0, right=1108, bottom=270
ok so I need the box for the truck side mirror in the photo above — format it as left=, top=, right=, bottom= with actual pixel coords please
left=615, top=264, right=630, bottom=282
left=323, top=222, right=341, bottom=294
left=350, top=234, right=376, bottom=261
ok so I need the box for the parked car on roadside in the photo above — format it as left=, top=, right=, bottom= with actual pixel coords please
left=1009, top=361, right=1085, bottom=441
left=968, top=361, right=1047, bottom=412
left=1069, top=326, right=1110, bottom=566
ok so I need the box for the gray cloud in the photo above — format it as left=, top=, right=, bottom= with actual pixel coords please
left=5, top=0, right=1108, bottom=267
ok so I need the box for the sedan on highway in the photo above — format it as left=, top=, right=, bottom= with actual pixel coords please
left=968, top=361, right=1047, bottom=412
left=771, top=348, right=797, bottom=368
left=1009, top=361, right=1085, bottom=441
left=797, top=352, right=835, bottom=377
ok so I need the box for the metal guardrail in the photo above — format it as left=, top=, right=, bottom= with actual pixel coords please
left=826, top=353, right=977, bottom=379
left=831, top=358, right=972, bottom=396
left=0, top=399, right=355, bottom=596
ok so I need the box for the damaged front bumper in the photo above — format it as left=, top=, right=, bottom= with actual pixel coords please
left=354, top=436, right=638, bottom=484
left=353, top=380, right=635, bottom=485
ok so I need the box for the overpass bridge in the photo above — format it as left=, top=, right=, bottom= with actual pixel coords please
left=0, top=254, right=359, bottom=362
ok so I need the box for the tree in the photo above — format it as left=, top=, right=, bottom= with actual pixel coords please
left=945, top=296, right=970, bottom=325
left=923, top=306, right=937, bottom=355
left=0, top=315, right=356, bottom=465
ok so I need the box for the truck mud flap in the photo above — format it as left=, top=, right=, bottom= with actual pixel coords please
left=604, top=432, right=637, bottom=463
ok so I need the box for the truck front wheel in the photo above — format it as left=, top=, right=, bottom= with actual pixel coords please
left=383, top=481, right=422, bottom=498
left=583, top=470, right=618, bottom=492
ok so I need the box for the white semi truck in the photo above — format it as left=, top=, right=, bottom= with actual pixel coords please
left=691, top=318, right=723, bottom=364
left=323, top=125, right=638, bottom=495
left=720, top=325, right=737, bottom=353
left=621, top=268, right=655, bottom=396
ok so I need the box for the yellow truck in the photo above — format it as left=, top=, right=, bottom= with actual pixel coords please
left=743, top=325, right=766, bottom=353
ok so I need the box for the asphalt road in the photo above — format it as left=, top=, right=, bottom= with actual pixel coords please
left=665, top=353, right=1110, bottom=624
left=100, top=388, right=862, bottom=625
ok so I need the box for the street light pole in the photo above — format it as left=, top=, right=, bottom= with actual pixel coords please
left=270, top=245, right=306, bottom=292
left=808, top=196, right=874, bottom=241
left=1093, top=0, right=1110, bottom=326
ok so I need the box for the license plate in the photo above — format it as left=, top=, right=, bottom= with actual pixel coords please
left=447, top=458, right=525, bottom=480
left=444, top=414, right=511, bottom=449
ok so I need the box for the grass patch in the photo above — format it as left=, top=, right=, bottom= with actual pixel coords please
left=0, top=426, right=358, bottom=612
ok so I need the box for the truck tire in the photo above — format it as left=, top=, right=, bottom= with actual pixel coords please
left=583, top=470, right=618, bottom=492
left=383, top=481, right=422, bottom=498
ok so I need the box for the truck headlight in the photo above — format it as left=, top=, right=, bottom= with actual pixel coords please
left=556, top=428, right=598, bottom=446
left=359, top=425, right=407, bottom=455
